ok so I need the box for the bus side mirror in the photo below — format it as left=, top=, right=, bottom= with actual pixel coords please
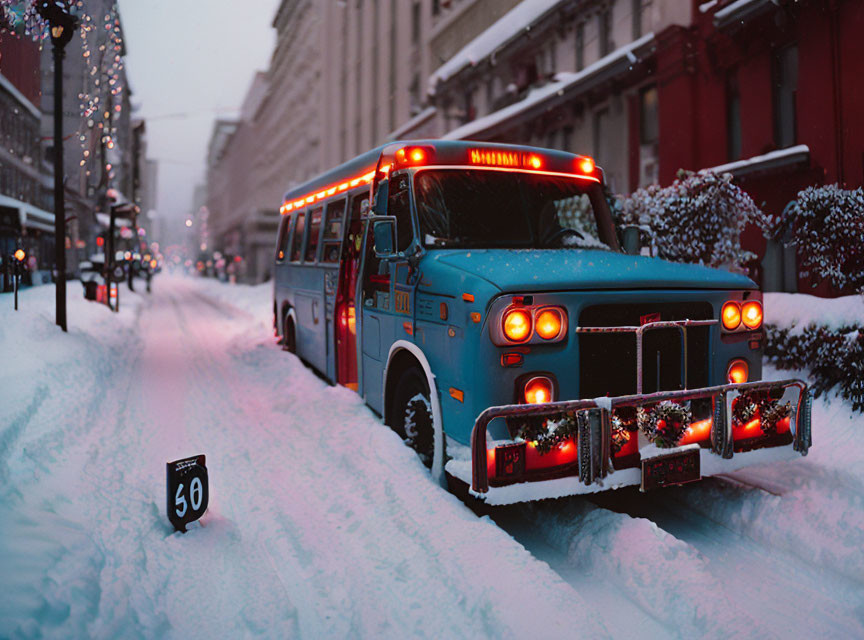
left=621, top=225, right=657, bottom=257
left=373, top=217, right=398, bottom=259
left=372, top=180, right=389, bottom=216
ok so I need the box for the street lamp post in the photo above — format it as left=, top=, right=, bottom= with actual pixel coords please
left=37, top=0, right=78, bottom=333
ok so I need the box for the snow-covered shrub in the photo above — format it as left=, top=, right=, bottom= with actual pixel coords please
left=764, top=323, right=864, bottom=412
left=620, top=170, right=764, bottom=270
left=769, top=185, right=864, bottom=293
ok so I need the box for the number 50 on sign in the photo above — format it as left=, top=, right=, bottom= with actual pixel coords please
left=166, top=454, right=209, bottom=532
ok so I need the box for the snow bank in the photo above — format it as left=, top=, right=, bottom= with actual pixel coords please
left=765, top=292, right=864, bottom=334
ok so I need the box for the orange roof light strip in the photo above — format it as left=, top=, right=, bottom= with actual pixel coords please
left=468, top=148, right=544, bottom=170
left=281, top=168, right=377, bottom=214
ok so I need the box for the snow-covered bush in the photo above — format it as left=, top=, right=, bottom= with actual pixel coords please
left=620, top=170, right=764, bottom=270
left=769, top=185, right=864, bottom=293
left=764, top=323, right=864, bottom=412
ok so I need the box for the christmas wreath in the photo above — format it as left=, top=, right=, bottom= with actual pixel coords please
left=639, top=401, right=692, bottom=448
left=514, top=412, right=579, bottom=455
left=732, top=389, right=792, bottom=436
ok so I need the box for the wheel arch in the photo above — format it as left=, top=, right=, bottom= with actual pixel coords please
left=384, top=341, right=446, bottom=485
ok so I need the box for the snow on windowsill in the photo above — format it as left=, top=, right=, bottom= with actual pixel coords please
left=442, top=33, right=655, bottom=142
left=702, top=144, right=809, bottom=177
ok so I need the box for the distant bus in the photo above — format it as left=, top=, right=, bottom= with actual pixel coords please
left=273, top=140, right=811, bottom=504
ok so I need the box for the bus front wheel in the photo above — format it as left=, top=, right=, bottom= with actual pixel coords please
left=389, top=368, right=434, bottom=469
left=283, top=315, right=297, bottom=354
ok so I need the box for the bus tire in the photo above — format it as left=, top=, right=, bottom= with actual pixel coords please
left=389, top=367, right=434, bottom=469
left=283, top=315, right=297, bottom=354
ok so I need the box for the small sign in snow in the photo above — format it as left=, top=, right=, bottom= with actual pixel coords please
left=166, top=454, right=209, bottom=533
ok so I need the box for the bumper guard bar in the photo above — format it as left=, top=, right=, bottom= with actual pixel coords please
left=470, top=378, right=811, bottom=494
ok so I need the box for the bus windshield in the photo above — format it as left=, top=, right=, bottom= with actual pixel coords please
left=413, top=169, right=615, bottom=250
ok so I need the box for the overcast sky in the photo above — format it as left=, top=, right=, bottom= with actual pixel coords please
left=117, top=0, right=281, bottom=229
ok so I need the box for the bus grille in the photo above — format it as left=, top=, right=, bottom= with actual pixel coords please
left=578, top=301, right=713, bottom=399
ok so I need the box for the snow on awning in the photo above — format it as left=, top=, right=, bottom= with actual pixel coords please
left=703, top=144, right=809, bottom=177
left=429, top=0, right=562, bottom=92
left=443, top=33, right=655, bottom=142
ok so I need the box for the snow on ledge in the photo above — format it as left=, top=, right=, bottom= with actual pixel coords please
left=443, top=33, right=655, bottom=141
left=702, top=144, right=809, bottom=177
left=386, top=106, right=436, bottom=141
left=429, top=0, right=562, bottom=91
left=714, top=0, right=772, bottom=27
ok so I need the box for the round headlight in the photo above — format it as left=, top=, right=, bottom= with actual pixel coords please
left=741, top=301, right=763, bottom=329
left=535, top=308, right=563, bottom=340
left=503, top=308, right=532, bottom=342
left=722, top=301, right=741, bottom=331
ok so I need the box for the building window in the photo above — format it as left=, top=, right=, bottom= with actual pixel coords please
left=726, top=69, right=742, bottom=161
left=632, top=0, right=643, bottom=39
left=461, top=88, right=475, bottom=124
left=409, top=72, right=421, bottom=115
left=411, top=1, right=421, bottom=42
left=772, top=44, right=798, bottom=149
left=598, top=9, right=613, bottom=57
left=432, top=0, right=440, bottom=17
left=639, top=85, right=659, bottom=186
left=561, top=126, right=573, bottom=152
left=575, top=22, right=585, bottom=71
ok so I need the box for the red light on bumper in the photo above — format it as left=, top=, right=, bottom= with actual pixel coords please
left=524, top=376, right=553, bottom=404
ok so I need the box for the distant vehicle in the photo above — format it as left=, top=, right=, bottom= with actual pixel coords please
left=273, top=140, right=812, bottom=505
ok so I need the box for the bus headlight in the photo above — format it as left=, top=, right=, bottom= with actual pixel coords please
left=503, top=308, right=532, bottom=342
left=535, top=307, right=565, bottom=340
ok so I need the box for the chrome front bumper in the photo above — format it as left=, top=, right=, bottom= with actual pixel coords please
left=464, top=379, right=812, bottom=500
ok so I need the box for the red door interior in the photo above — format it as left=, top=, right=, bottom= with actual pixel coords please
left=335, top=196, right=364, bottom=390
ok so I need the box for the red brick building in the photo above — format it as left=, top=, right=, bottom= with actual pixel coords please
left=650, top=0, right=863, bottom=293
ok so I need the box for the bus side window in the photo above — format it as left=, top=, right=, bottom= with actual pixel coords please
left=276, top=214, right=292, bottom=262
left=388, top=172, right=414, bottom=252
left=321, top=199, right=346, bottom=264
left=305, top=207, right=323, bottom=263
left=290, top=211, right=306, bottom=262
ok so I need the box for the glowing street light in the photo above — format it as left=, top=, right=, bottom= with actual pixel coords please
left=36, top=0, right=79, bottom=332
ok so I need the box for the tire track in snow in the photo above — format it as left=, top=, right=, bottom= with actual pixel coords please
left=176, top=279, right=612, bottom=639
left=588, top=483, right=864, bottom=638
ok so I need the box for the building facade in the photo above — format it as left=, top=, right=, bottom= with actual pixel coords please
left=0, top=30, right=54, bottom=290
left=418, top=0, right=862, bottom=294
left=206, top=0, right=441, bottom=283
left=661, top=0, right=863, bottom=294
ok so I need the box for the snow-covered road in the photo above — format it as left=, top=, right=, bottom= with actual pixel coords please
left=2, top=275, right=862, bottom=639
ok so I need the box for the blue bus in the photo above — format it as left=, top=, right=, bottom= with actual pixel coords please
left=273, top=140, right=811, bottom=504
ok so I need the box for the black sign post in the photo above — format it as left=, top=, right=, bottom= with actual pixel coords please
left=166, top=454, right=209, bottom=533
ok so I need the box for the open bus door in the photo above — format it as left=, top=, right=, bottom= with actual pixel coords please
left=335, top=193, right=365, bottom=390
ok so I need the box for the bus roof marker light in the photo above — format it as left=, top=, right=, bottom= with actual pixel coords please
left=527, top=154, right=542, bottom=170
left=578, top=156, right=595, bottom=174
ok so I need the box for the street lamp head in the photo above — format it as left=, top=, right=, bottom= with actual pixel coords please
left=36, top=0, right=78, bottom=49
